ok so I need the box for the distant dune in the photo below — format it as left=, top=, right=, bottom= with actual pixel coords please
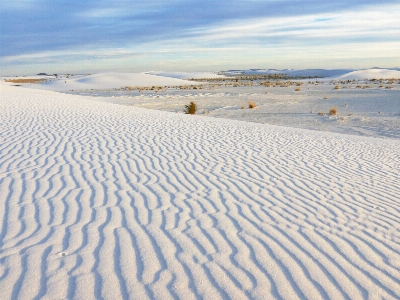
left=221, top=69, right=354, bottom=78
left=147, top=71, right=229, bottom=79
left=335, top=68, right=400, bottom=80
left=26, top=72, right=200, bottom=91
left=3, top=68, right=400, bottom=93
left=221, top=68, right=400, bottom=79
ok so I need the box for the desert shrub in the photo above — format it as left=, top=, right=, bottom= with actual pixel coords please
left=295, top=88, right=301, bottom=91
left=329, top=108, right=338, bottom=115
left=184, top=101, right=197, bottom=114
left=248, top=101, right=256, bottom=109
left=5, top=79, right=47, bottom=84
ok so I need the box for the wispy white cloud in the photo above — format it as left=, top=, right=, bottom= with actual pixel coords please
left=76, top=8, right=131, bottom=19
left=186, top=3, right=400, bottom=42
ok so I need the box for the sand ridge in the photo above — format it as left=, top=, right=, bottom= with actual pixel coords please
left=7, top=72, right=202, bottom=92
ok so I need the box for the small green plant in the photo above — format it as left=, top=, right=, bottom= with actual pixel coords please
left=184, top=101, right=197, bottom=114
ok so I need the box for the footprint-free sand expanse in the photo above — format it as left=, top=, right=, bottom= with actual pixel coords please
left=1, top=71, right=400, bottom=299
left=85, top=82, right=400, bottom=140
left=35, top=70, right=399, bottom=140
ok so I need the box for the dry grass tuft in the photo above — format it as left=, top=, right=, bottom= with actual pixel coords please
left=329, top=108, right=338, bottom=115
left=295, top=88, right=301, bottom=92
left=318, top=112, right=324, bottom=116
left=248, top=101, right=256, bottom=109
left=184, top=101, right=197, bottom=115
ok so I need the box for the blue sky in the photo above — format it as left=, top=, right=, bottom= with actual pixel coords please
left=1, top=0, right=399, bottom=75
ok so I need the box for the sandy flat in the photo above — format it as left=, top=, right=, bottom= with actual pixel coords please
left=1, top=82, right=399, bottom=299
left=66, top=70, right=400, bottom=140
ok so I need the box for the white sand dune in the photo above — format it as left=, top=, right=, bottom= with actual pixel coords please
left=25, top=72, right=199, bottom=92
left=1, top=84, right=400, bottom=299
left=335, top=69, right=400, bottom=80
left=221, top=68, right=400, bottom=80
left=222, top=69, right=354, bottom=78
left=147, top=71, right=229, bottom=79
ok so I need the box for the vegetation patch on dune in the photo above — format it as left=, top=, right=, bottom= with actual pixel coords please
left=4, top=78, right=48, bottom=84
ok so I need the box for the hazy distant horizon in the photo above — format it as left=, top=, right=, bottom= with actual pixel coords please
left=4, top=67, right=400, bottom=79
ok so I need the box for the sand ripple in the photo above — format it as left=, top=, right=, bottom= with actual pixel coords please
left=1, top=86, right=399, bottom=299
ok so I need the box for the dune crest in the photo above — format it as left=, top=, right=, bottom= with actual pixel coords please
left=26, top=72, right=199, bottom=91
left=335, top=68, right=400, bottom=80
